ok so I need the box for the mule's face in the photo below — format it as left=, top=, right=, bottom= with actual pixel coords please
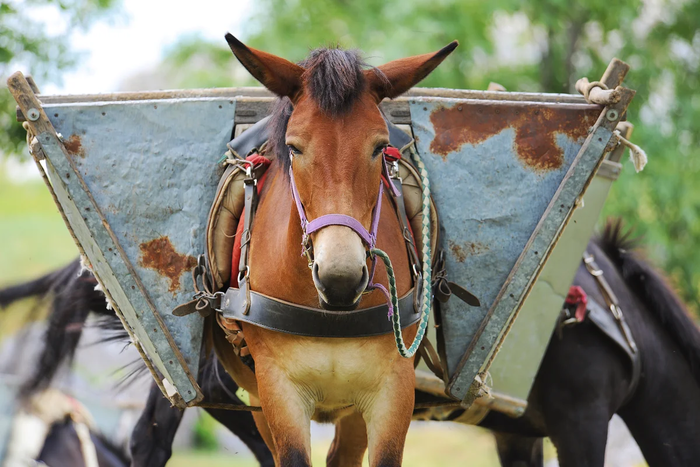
left=225, top=33, right=457, bottom=308
left=286, top=93, right=389, bottom=307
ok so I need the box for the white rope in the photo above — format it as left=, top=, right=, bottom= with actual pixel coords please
left=614, top=130, right=647, bottom=172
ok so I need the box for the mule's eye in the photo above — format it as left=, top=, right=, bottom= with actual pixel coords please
left=288, top=145, right=302, bottom=156
left=372, top=144, right=387, bottom=158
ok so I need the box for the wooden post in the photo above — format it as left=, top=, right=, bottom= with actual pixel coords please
left=601, top=58, right=630, bottom=89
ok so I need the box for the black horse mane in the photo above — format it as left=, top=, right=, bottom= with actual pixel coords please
left=596, top=218, right=700, bottom=385
left=266, top=47, right=387, bottom=172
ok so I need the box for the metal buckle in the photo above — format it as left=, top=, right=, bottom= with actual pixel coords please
left=389, top=160, right=400, bottom=179
left=237, top=266, right=250, bottom=284
left=412, top=263, right=421, bottom=278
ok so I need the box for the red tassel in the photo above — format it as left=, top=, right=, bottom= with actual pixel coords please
left=565, top=285, right=588, bottom=322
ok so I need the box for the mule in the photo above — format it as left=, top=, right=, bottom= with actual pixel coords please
left=210, top=35, right=457, bottom=466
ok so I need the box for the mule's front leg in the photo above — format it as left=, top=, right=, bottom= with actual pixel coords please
left=256, top=365, right=314, bottom=466
left=362, top=370, right=415, bottom=467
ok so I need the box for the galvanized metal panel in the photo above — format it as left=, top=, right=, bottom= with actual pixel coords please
left=39, top=98, right=235, bottom=404
left=409, top=97, right=605, bottom=400
left=487, top=164, right=619, bottom=407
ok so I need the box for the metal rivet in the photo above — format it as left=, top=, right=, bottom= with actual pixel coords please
left=27, top=108, right=40, bottom=121
left=606, top=109, right=619, bottom=121
left=225, top=299, right=230, bottom=308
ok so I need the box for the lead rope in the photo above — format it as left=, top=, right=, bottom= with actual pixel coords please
left=371, top=145, right=432, bottom=358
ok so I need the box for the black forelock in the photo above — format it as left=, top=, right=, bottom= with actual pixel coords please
left=266, top=46, right=388, bottom=172
left=301, top=47, right=367, bottom=115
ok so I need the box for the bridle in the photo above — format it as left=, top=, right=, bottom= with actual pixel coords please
left=288, top=146, right=404, bottom=311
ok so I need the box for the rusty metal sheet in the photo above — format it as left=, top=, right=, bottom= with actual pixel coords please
left=409, top=98, right=604, bottom=400
left=38, top=98, right=235, bottom=404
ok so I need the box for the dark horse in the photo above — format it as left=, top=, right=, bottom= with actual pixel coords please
left=477, top=221, right=700, bottom=466
left=5, top=220, right=700, bottom=466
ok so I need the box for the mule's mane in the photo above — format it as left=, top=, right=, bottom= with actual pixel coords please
left=267, top=47, right=385, bottom=170
left=596, top=218, right=700, bottom=386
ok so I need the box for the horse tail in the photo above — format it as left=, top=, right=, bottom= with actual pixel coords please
left=0, top=259, right=81, bottom=308
left=19, top=259, right=113, bottom=396
left=597, top=218, right=700, bottom=386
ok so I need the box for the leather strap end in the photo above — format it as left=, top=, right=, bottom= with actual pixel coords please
left=448, top=282, right=481, bottom=307
left=172, top=299, right=200, bottom=317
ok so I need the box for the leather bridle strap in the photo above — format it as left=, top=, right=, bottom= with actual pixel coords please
left=289, top=148, right=403, bottom=256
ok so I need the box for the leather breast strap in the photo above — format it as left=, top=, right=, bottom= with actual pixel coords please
left=582, top=251, right=640, bottom=401
left=220, top=288, right=419, bottom=338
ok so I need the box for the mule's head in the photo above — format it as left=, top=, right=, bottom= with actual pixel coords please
left=226, top=34, right=456, bottom=309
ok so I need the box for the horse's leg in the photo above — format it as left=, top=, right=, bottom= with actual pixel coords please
left=362, top=370, right=414, bottom=467
left=326, top=412, right=367, bottom=467
left=532, top=320, right=628, bottom=467
left=256, top=365, right=313, bottom=466
left=205, top=405, right=274, bottom=467
left=199, top=357, right=274, bottom=466
left=129, top=383, right=183, bottom=467
left=493, top=432, right=543, bottom=467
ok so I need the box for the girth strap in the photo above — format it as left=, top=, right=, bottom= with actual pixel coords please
left=220, top=288, right=419, bottom=338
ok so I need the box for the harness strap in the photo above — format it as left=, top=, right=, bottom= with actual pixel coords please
left=220, top=288, right=419, bottom=338
left=583, top=251, right=637, bottom=353
left=237, top=174, right=259, bottom=315
left=418, top=337, right=446, bottom=382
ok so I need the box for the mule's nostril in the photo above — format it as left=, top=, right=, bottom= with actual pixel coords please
left=360, top=264, right=369, bottom=287
left=312, top=262, right=325, bottom=293
left=312, top=261, right=368, bottom=309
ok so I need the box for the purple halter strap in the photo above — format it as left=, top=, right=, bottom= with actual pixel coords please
left=288, top=149, right=401, bottom=251
left=289, top=148, right=403, bottom=317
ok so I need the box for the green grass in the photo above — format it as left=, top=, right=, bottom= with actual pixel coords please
left=0, top=165, right=78, bottom=285
left=169, top=423, right=503, bottom=466
left=168, top=422, right=564, bottom=466
left=0, top=164, right=78, bottom=337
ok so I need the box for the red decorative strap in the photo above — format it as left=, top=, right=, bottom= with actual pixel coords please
left=383, top=146, right=402, bottom=161
left=565, top=285, right=588, bottom=322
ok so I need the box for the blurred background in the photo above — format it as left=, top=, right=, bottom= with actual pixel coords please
left=1, top=0, right=698, bottom=465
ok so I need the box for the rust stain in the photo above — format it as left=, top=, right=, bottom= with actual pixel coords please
left=449, top=240, right=488, bottom=262
left=139, top=237, right=196, bottom=293
left=449, top=241, right=467, bottom=262
left=64, top=135, right=85, bottom=158
left=429, top=103, right=599, bottom=171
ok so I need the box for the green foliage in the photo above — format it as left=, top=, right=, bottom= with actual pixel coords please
left=0, top=0, right=118, bottom=156
left=192, top=411, right=220, bottom=451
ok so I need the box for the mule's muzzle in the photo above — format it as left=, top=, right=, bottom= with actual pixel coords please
left=313, top=262, right=368, bottom=310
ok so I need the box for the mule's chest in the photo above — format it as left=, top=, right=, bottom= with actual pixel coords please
left=265, top=336, right=400, bottom=405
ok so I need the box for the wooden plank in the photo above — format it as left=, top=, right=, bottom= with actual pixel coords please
left=17, top=86, right=592, bottom=122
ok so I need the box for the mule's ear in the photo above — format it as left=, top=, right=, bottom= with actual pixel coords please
left=225, top=33, right=304, bottom=99
left=365, top=41, right=459, bottom=100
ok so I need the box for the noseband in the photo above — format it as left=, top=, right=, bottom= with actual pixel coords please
left=289, top=147, right=402, bottom=266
